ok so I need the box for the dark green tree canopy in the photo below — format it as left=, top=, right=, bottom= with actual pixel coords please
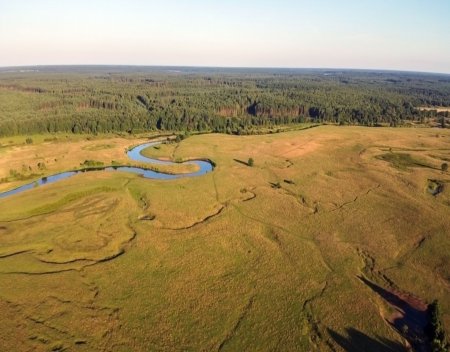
left=0, top=67, right=449, bottom=137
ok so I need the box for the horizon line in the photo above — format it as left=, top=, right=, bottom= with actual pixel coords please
left=1, top=64, right=449, bottom=76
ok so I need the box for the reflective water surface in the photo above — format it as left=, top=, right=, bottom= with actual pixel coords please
left=0, top=142, right=214, bottom=199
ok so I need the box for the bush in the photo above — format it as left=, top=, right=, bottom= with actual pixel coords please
left=248, top=158, right=254, bottom=167
left=25, top=137, right=33, bottom=144
left=442, top=163, right=448, bottom=172
left=80, top=160, right=104, bottom=168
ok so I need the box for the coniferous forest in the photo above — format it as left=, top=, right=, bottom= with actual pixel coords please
left=0, top=66, right=449, bottom=137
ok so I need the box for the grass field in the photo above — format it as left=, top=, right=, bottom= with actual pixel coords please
left=418, top=106, right=450, bottom=113
left=0, top=126, right=449, bottom=351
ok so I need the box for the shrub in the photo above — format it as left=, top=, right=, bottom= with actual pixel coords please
left=248, top=158, right=254, bottom=167
left=442, top=163, right=448, bottom=172
left=80, top=160, right=104, bottom=168
left=25, top=137, right=33, bottom=144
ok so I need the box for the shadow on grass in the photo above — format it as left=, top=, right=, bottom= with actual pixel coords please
left=233, top=159, right=249, bottom=166
left=327, top=327, right=408, bottom=352
left=358, top=276, right=429, bottom=351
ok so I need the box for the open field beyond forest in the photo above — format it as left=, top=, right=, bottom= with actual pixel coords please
left=0, top=126, right=449, bottom=351
left=419, top=107, right=450, bottom=113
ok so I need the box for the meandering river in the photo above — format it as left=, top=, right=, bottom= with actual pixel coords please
left=0, top=142, right=214, bottom=199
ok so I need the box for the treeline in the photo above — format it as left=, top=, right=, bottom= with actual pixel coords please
left=0, top=67, right=449, bottom=136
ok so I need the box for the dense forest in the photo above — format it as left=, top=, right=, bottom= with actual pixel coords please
left=0, top=66, right=449, bottom=137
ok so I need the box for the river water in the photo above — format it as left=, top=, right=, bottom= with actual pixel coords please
left=0, top=141, right=213, bottom=199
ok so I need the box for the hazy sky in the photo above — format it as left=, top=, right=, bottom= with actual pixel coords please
left=1, top=0, right=449, bottom=73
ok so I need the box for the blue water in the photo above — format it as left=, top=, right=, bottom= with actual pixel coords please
left=0, top=141, right=214, bottom=199
left=127, top=142, right=213, bottom=177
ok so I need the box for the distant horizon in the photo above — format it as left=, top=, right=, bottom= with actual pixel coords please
left=1, top=64, right=450, bottom=76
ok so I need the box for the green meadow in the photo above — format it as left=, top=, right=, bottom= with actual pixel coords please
left=0, top=126, right=449, bottom=351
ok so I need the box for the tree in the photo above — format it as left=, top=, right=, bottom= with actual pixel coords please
left=425, top=300, right=448, bottom=352
left=1, top=69, right=450, bottom=137
left=248, top=158, right=254, bottom=167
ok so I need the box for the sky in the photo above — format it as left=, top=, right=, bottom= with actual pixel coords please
left=1, top=0, right=450, bottom=73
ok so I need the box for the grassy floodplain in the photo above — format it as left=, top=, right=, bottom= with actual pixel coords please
left=0, top=126, right=449, bottom=351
